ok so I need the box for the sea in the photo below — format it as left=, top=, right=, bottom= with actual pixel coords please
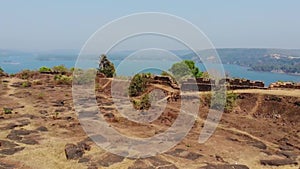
left=0, top=55, right=299, bottom=86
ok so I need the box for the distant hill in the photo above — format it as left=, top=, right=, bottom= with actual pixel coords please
left=184, top=48, right=300, bottom=75
left=1, top=48, right=300, bottom=75
left=0, top=49, right=79, bottom=61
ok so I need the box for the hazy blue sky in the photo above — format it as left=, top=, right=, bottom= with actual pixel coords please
left=1, top=0, right=300, bottom=51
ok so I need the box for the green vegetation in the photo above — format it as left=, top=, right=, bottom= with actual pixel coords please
left=55, top=112, right=59, bottom=119
left=3, top=108, right=12, bottom=114
left=169, top=60, right=203, bottom=79
left=22, top=81, right=31, bottom=88
left=37, top=92, right=45, bottom=99
left=39, top=66, right=52, bottom=73
left=73, top=68, right=96, bottom=85
left=0, top=67, right=6, bottom=77
left=54, top=74, right=72, bottom=85
left=205, top=91, right=238, bottom=113
left=201, top=72, right=210, bottom=79
left=128, top=73, right=153, bottom=110
left=52, top=65, right=68, bottom=74
left=98, top=54, right=115, bottom=78
left=32, top=80, right=43, bottom=85
left=19, top=70, right=35, bottom=79
left=131, top=94, right=151, bottom=110
left=224, top=92, right=238, bottom=112
left=161, top=71, right=171, bottom=77
left=39, top=65, right=70, bottom=74
left=128, top=73, right=152, bottom=97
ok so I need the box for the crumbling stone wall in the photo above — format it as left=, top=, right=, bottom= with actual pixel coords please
left=182, top=78, right=265, bottom=91
left=152, top=75, right=179, bottom=89
left=181, top=83, right=212, bottom=91
left=269, top=82, right=300, bottom=89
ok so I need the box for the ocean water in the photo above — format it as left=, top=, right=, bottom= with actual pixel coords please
left=0, top=55, right=299, bottom=86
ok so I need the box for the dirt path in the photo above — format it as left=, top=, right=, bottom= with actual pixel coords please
left=249, top=94, right=263, bottom=116
left=150, top=83, right=178, bottom=93
left=232, top=89, right=300, bottom=97
left=166, top=104, right=282, bottom=151
left=2, top=78, right=37, bottom=116
left=2, top=78, right=18, bottom=96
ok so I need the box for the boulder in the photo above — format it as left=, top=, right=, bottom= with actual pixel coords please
left=260, top=159, right=298, bottom=166
left=128, top=160, right=155, bottom=169
left=0, top=140, right=19, bottom=148
left=78, top=157, right=90, bottom=163
left=77, top=141, right=91, bottom=151
left=65, top=144, right=84, bottom=160
left=0, top=161, right=15, bottom=169
left=19, top=138, right=38, bottom=145
left=39, top=110, right=48, bottom=115
left=96, top=153, right=124, bottom=167
left=0, top=147, right=25, bottom=155
left=199, top=164, right=249, bottom=169
left=36, top=126, right=48, bottom=132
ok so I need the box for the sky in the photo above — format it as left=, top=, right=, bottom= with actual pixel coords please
left=1, top=0, right=300, bottom=51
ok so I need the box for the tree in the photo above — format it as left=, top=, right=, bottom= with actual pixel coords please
left=0, top=67, right=3, bottom=73
left=169, top=60, right=203, bottom=79
left=98, top=54, right=115, bottom=78
left=184, top=60, right=203, bottom=78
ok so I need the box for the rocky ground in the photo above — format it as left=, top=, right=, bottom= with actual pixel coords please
left=0, top=75, right=299, bottom=169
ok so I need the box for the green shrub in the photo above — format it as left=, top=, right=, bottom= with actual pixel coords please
left=128, top=73, right=152, bottom=97
left=73, top=68, right=96, bottom=85
left=225, top=92, right=238, bottom=112
left=54, top=75, right=72, bottom=85
left=201, top=72, right=210, bottom=78
left=22, top=81, right=31, bottom=88
left=141, top=94, right=151, bottom=110
left=205, top=91, right=238, bottom=113
left=52, top=65, right=68, bottom=73
left=132, top=94, right=151, bottom=110
left=39, top=66, right=52, bottom=73
left=19, top=70, right=34, bottom=79
left=37, top=92, right=45, bottom=99
left=3, top=108, right=12, bottom=114
left=0, top=67, right=6, bottom=77
left=32, top=80, right=43, bottom=85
